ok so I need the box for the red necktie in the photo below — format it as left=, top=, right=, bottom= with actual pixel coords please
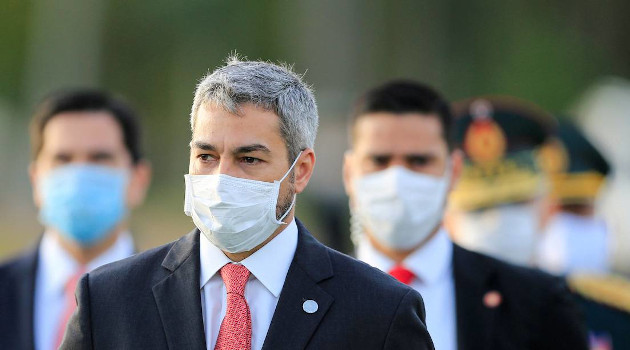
left=54, top=267, right=86, bottom=349
left=389, top=264, right=415, bottom=285
left=215, top=263, right=252, bottom=350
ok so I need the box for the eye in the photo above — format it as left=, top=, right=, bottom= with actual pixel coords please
left=241, top=156, right=261, bottom=165
left=407, top=156, right=429, bottom=167
left=53, top=153, right=72, bottom=164
left=90, top=152, right=115, bottom=163
left=371, top=155, right=390, bottom=167
left=198, top=154, right=214, bottom=162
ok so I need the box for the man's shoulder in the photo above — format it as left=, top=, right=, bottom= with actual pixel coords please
left=324, top=245, right=417, bottom=298
left=454, top=244, right=565, bottom=294
left=87, top=234, right=188, bottom=289
left=0, top=249, right=38, bottom=350
left=0, top=248, right=37, bottom=282
left=311, top=244, right=429, bottom=344
left=295, top=219, right=414, bottom=298
left=0, top=248, right=37, bottom=325
left=91, top=240, right=174, bottom=275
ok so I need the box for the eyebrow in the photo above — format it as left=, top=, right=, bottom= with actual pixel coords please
left=234, top=144, right=271, bottom=155
left=190, top=141, right=271, bottom=155
left=89, top=150, right=116, bottom=158
left=405, top=153, right=434, bottom=159
left=191, top=141, right=216, bottom=151
left=366, top=152, right=435, bottom=159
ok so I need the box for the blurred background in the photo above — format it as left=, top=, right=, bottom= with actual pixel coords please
left=1, top=0, right=629, bottom=274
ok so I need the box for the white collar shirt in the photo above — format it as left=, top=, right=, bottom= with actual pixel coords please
left=34, top=231, right=135, bottom=350
left=199, top=219, right=298, bottom=350
left=357, top=228, right=457, bottom=350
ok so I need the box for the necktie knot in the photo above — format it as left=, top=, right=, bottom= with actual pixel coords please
left=220, top=263, right=250, bottom=296
left=389, top=264, right=415, bottom=285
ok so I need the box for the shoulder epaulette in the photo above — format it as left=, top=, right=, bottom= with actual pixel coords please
left=568, top=273, right=630, bottom=313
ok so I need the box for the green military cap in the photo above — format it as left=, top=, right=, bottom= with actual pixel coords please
left=449, top=96, right=555, bottom=211
left=543, top=120, right=611, bottom=205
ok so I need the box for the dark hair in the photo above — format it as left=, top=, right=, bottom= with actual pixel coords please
left=349, top=80, right=453, bottom=149
left=30, top=89, right=143, bottom=164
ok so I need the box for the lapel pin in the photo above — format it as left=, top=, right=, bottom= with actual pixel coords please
left=303, top=300, right=318, bottom=314
left=483, top=290, right=502, bottom=308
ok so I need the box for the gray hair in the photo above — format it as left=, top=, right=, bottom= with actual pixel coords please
left=190, top=56, right=319, bottom=162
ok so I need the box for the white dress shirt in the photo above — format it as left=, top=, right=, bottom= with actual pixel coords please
left=357, top=228, right=457, bottom=350
left=537, top=212, right=611, bottom=275
left=34, top=231, right=135, bottom=350
left=200, top=219, right=298, bottom=350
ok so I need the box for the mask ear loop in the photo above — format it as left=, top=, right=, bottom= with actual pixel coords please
left=278, top=151, right=303, bottom=183
left=277, top=194, right=297, bottom=225
left=275, top=151, right=303, bottom=224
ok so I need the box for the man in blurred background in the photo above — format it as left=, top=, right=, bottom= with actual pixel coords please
left=344, top=80, right=587, bottom=349
left=446, top=96, right=555, bottom=267
left=0, top=89, right=151, bottom=350
left=537, top=120, right=630, bottom=349
left=536, top=120, right=612, bottom=275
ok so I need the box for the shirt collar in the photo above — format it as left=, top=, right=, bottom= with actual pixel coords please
left=38, top=231, right=135, bottom=294
left=199, top=219, right=298, bottom=298
left=356, top=227, right=453, bottom=285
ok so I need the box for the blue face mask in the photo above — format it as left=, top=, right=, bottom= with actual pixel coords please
left=38, top=164, right=129, bottom=247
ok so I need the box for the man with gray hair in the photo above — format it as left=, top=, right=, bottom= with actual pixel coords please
left=61, top=57, right=434, bottom=350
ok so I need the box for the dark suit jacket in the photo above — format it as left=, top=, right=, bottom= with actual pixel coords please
left=453, top=245, right=588, bottom=350
left=573, top=291, right=630, bottom=348
left=0, top=247, right=38, bottom=350
left=61, top=220, right=434, bottom=349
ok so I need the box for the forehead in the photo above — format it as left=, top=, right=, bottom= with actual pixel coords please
left=40, top=111, right=125, bottom=152
left=353, top=112, right=446, bottom=153
left=193, top=103, right=284, bottom=146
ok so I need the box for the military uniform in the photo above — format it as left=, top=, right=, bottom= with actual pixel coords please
left=537, top=120, right=612, bottom=275
left=537, top=120, right=630, bottom=349
left=448, top=96, right=555, bottom=266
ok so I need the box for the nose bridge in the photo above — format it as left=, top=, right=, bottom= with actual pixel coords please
left=216, top=157, right=231, bottom=175
left=70, top=154, right=91, bottom=164
left=389, top=156, right=409, bottom=169
left=215, top=153, right=239, bottom=177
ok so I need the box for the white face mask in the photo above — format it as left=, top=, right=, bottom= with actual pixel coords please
left=352, top=165, right=450, bottom=250
left=455, top=203, right=540, bottom=266
left=184, top=153, right=301, bottom=253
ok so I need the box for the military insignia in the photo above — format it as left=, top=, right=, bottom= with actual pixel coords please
left=589, top=332, right=613, bottom=350
left=464, top=99, right=507, bottom=164
left=569, top=274, right=630, bottom=313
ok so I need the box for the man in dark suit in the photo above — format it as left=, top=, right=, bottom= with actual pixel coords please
left=344, top=81, right=588, bottom=349
left=61, top=57, right=434, bottom=349
left=0, top=90, right=151, bottom=350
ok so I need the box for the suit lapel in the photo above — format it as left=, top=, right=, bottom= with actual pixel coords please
left=153, top=230, right=206, bottom=350
left=453, top=245, right=497, bottom=350
left=262, top=220, right=334, bottom=350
